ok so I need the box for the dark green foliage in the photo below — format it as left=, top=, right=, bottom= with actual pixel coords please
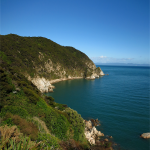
left=46, top=96, right=54, bottom=102
left=35, top=99, right=70, bottom=140
left=3, top=84, right=14, bottom=93
left=37, top=133, right=60, bottom=149
left=23, top=87, right=39, bottom=104
left=1, top=117, right=14, bottom=126
left=0, top=69, right=16, bottom=107
left=18, top=81, right=28, bottom=87
left=0, top=51, right=11, bottom=64
left=0, top=35, right=90, bottom=148
left=45, top=96, right=67, bottom=111
left=51, top=115, right=69, bottom=140
left=45, top=96, right=54, bottom=105
left=0, top=34, right=94, bottom=79
left=0, top=106, right=29, bottom=118
left=64, top=108, right=85, bottom=141
left=56, top=104, right=67, bottom=111
left=104, top=142, right=112, bottom=148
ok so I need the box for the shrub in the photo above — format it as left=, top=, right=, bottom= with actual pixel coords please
left=3, top=84, right=14, bottom=93
left=23, top=87, right=39, bottom=104
left=46, top=96, right=54, bottom=102
left=37, top=133, right=60, bottom=149
left=18, top=81, right=28, bottom=87
left=0, top=66, right=4, bottom=73
left=11, top=115, right=39, bottom=141
left=1, top=112, right=14, bottom=126
left=0, top=106, right=29, bottom=118
left=64, top=108, right=85, bottom=141
left=31, top=117, right=50, bottom=134
left=56, top=103, right=66, bottom=111
left=104, top=142, right=112, bottom=148
left=51, top=115, right=69, bottom=140
left=45, top=96, right=55, bottom=105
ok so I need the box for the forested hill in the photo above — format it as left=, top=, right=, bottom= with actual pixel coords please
left=0, top=34, right=104, bottom=93
left=0, top=38, right=90, bottom=149
left=0, top=34, right=109, bottom=149
left=0, top=34, right=99, bottom=79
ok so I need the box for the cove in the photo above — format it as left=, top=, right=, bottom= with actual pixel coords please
left=45, top=65, right=150, bottom=150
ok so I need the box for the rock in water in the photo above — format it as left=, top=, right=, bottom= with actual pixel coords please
left=140, top=133, right=150, bottom=139
left=84, top=120, right=104, bottom=145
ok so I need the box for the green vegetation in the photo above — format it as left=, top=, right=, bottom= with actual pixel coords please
left=0, top=56, right=90, bottom=149
left=0, top=34, right=105, bottom=149
left=0, top=34, right=96, bottom=80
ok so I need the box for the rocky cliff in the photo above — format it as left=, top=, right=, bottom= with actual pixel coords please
left=0, top=34, right=104, bottom=92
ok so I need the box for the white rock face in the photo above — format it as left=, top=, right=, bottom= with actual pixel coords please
left=99, top=70, right=105, bottom=76
left=26, top=66, right=105, bottom=92
left=86, top=70, right=105, bottom=80
left=140, top=133, right=150, bottom=139
left=28, top=76, right=55, bottom=93
left=84, top=120, right=104, bottom=145
left=86, top=76, right=95, bottom=80
left=28, top=76, right=84, bottom=93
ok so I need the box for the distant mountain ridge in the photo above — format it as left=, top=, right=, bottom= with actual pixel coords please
left=95, top=63, right=150, bottom=67
left=0, top=34, right=104, bottom=92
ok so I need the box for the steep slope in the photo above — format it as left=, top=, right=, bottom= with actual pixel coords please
left=0, top=60, right=90, bottom=149
left=0, top=34, right=114, bottom=150
left=0, top=34, right=104, bottom=92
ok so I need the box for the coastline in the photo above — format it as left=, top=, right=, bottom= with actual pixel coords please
left=28, top=67, right=105, bottom=93
left=48, top=77, right=116, bottom=149
left=49, top=77, right=83, bottom=84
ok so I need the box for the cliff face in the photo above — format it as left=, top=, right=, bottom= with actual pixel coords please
left=1, top=34, right=104, bottom=92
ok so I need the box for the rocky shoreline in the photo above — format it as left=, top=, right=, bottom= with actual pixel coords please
left=84, top=119, right=104, bottom=145
left=84, top=119, right=115, bottom=150
left=28, top=71, right=105, bottom=93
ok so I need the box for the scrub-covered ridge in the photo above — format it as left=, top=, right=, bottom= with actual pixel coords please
left=0, top=62, right=89, bottom=149
left=0, top=34, right=112, bottom=150
left=0, top=34, right=104, bottom=93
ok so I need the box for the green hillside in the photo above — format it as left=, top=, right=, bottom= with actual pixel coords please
left=0, top=59, right=89, bottom=149
left=0, top=34, right=98, bottom=79
left=0, top=34, right=108, bottom=149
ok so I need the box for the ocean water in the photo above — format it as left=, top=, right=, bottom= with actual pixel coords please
left=45, top=65, right=150, bottom=150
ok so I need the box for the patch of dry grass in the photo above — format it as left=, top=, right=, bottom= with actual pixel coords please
left=32, top=116, right=50, bottom=134
left=11, top=115, right=39, bottom=141
left=0, top=125, right=22, bottom=148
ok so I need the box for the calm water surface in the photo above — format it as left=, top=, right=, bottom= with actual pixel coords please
left=46, top=65, right=150, bottom=150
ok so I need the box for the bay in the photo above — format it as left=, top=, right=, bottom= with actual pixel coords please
left=45, top=65, right=150, bottom=150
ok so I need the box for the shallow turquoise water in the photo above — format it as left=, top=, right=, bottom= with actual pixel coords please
left=46, top=65, right=150, bottom=150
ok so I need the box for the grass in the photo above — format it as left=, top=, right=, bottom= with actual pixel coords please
left=0, top=125, right=40, bottom=150
left=0, top=46, right=91, bottom=149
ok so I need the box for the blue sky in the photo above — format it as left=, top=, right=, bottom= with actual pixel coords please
left=1, top=0, right=149, bottom=65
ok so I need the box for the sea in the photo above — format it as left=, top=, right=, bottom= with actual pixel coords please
left=45, top=65, right=150, bottom=150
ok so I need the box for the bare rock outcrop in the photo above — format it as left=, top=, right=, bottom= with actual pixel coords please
left=140, top=133, right=150, bottom=139
left=84, top=120, right=104, bottom=145
left=28, top=76, right=55, bottom=93
left=86, top=69, right=105, bottom=80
